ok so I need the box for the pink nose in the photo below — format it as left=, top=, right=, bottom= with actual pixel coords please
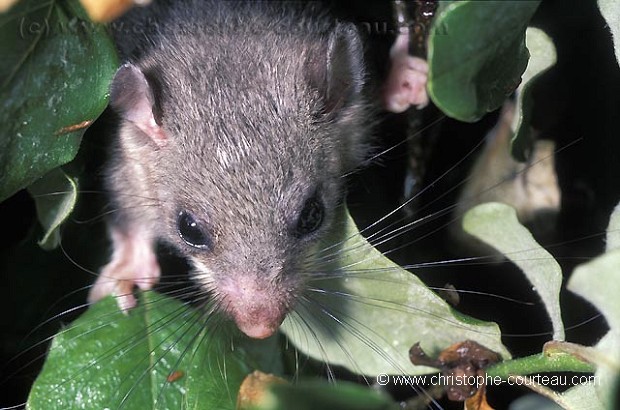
left=229, top=301, right=287, bottom=339
left=218, top=278, right=288, bottom=339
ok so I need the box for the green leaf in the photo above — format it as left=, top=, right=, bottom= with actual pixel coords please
left=427, top=0, right=540, bottom=122
left=567, top=250, right=620, bottom=409
left=27, top=292, right=252, bottom=410
left=27, top=167, right=77, bottom=250
left=463, top=202, right=565, bottom=341
left=511, top=28, right=557, bottom=161
left=281, top=207, right=509, bottom=377
left=558, top=383, right=606, bottom=410
left=254, top=380, right=399, bottom=410
left=0, top=0, right=118, bottom=203
left=598, top=0, right=620, bottom=66
left=559, top=203, right=620, bottom=410
left=570, top=205, right=620, bottom=333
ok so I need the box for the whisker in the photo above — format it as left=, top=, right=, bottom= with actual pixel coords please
left=317, top=124, right=483, bottom=261
left=70, top=203, right=163, bottom=225
left=30, top=189, right=161, bottom=202
left=306, top=268, right=536, bottom=306
left=318, top=138, right=580, bottom=269
left=306, top=287, right=485, bottom=335
left=299, top=293, right=445, bottom=408
left=128, top=300, right=217, bottom=409
left=58, top=238, right=99, bottom=277
left=289, top=301, right=337, bottom=382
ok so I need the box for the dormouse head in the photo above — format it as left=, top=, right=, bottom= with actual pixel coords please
left=109, top=18, right=370, bottom=339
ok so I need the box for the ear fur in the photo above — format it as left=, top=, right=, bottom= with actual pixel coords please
left=110, top=63, right=167, bottom=147
left=307, top=22, right=366, bottom=115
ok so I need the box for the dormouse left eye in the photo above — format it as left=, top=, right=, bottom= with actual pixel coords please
left=177, top=210, right=212, bottom=249
left=296, top=195, right=324, bottom=236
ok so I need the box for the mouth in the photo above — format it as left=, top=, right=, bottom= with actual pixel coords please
left=231, top=305, right=287, bottom=339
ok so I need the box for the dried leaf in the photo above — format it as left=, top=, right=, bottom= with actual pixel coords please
left=465, top=385, right=495, bottom=410
left=79, top=0, right=137, bottom=22
left=410, top=340, right=500, bottom=402
left=237, top=371, right=287, bottom=410
left=0, top=0, right=18, bottom=12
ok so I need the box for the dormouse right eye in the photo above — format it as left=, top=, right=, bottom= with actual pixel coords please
left=177, top=211, right=211, bottom=249
left=295, top=193, right=325, bottom=237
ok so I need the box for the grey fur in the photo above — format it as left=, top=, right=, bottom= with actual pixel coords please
left=105, top=0, right=373, bottom=337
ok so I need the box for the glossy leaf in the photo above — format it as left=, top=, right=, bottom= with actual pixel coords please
left=27, top=293, right=252, bottom=410
left=427, top=0, right=540, bottom=122
left=281, top=208, right=509, bottom=377
left=463, top=202, right=565, bottom=341
left=0, top=0, right=118, bottom=202
left=27, top=168, right=77, bottom=250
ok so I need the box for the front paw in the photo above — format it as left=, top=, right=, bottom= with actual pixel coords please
left=88, top=229, right=161, bottom=312
left=88, top=266, right=141, bottom=312
left=383, top=55, right=429, bottom=113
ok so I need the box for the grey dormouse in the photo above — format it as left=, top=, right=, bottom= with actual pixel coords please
left=88, top=0, right=373, bottom=339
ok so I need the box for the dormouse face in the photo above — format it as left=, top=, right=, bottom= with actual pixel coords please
left=155, top=79, right=350, bottom=338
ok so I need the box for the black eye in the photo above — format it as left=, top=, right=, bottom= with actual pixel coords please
left=177, top=211, right=211, bottom=249
left=296, top=196, right=324, bottom=236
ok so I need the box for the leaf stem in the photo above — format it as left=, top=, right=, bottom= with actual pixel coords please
left=486, top=350, right=595, bottom=380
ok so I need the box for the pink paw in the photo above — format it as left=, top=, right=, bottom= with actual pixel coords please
left=88, top=228, right=160, bottom=312
left=383, top=55, right=429, bottom=113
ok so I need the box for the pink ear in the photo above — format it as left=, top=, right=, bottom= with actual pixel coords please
left=110, top=63, right=168, bottom=147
